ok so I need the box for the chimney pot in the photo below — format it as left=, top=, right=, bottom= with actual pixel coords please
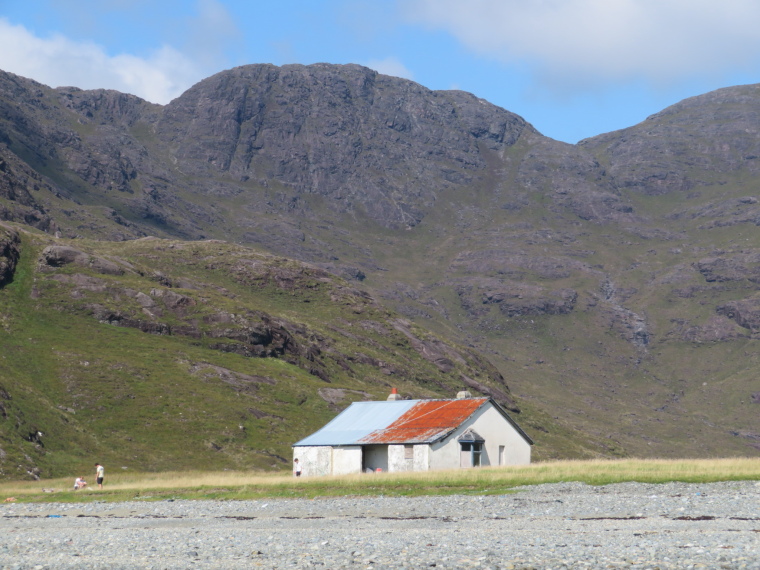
left=387, top=388, right=402, bottom=401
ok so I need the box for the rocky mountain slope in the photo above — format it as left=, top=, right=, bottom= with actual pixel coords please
left=0, top=65, right=759, bottom=476
left=1, top=222, right=557, bottom=479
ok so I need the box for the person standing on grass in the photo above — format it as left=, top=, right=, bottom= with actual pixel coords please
left=294, top=458, right=302, bottom=477
left=95, top=463, right=104, bottom=489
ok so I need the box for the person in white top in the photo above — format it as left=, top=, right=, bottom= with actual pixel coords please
left=294, top=458, right=302, bottom=477
left=95, top=463, right=104, bottom=489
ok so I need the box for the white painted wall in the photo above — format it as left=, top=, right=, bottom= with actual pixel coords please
left=295, top=446, right=331, bottom=477
left=494, top=415, right=532, bottom=466
left=332, top=446, right=362, bottom=475
left=413, top=444, right=430, bottom=471
left=385, top=444, right=432, bottom=472
left=430, top=431, right=462, bottom=471
left=388, top=445, right=409, bottom=472
left=429, top=402, right=531, bottom=470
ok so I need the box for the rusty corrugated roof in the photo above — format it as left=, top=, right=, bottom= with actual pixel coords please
left=293, top=397, right=533, bottom=447
left=358, top=398, right=488, bottom=444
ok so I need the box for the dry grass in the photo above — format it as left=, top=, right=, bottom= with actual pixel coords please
left=327, top=457, right=760, bottom=490
left=0, top=470, right=289, bottom=496
left=439, top=457, right=760, bottom=485
left=1, top=457, right=758, bottom=503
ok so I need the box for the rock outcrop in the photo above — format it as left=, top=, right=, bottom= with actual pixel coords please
left=717, top=298, right=760, bottom=332
left=0, top=225, right=19, bottom=287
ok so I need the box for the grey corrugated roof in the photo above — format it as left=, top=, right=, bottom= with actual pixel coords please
left=293, top=400, right=417, bottom=446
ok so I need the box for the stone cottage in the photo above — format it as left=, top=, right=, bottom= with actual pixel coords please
left=292, top=390, right=533, bottom=476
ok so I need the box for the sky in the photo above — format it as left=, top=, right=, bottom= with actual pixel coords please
left=1, top=0, right=760, bottom=143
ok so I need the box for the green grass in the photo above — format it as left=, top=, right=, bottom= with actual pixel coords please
left=1, top=458, right=757, bottom=503
left=0, top=226, right=530, bottom=479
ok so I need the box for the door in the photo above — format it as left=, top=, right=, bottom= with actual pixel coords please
left=460, top=442, right=472, bottom=468
left=362, top=445, right=389, bottom=472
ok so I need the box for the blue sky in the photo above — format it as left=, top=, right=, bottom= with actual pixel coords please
left=1, top=0, right=760, bottom=143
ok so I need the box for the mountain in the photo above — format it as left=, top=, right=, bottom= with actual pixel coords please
left=1, top=65, right=759, bottom=477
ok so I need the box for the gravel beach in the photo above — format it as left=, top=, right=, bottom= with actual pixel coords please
left=1, top=480, right=758, bottom=569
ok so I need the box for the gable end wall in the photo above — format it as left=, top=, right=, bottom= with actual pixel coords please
left=429, top=402, right=531, bottom=470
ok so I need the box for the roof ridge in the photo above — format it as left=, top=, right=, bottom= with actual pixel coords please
left=379, top=397, right=487, bottom=429
left=355, top=397, right=489, bottom=404
left=383, top=399, right=457, bottom=429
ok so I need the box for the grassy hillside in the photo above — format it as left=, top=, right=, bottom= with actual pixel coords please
left=0, top=223, right=603, bottom=479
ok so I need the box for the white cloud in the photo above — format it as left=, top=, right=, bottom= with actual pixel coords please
left=364, top=57, right=414, bottom=80
left=0, top=18, right=203, bottom=103
left=404, top=0, right=760, bottom=88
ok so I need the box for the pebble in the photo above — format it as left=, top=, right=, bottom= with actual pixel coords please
left=0, top=481, right=758, bottom=568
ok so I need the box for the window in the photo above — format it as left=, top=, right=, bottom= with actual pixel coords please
left=404, top=445, right=414, bottom=460
left=458, top=429, right=485, bottom=468
left=472, top=442, right=482, bottom=467
left=499, top=445, right=505, bottom=466
left=460, top=442, right=483, bottom=467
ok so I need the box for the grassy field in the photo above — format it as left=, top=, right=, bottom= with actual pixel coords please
left=2, top=228, right=538, bottom=479
left=1, top=458, right=758, bottom=503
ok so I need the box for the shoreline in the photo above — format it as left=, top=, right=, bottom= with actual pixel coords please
left=1, top=480, right=758, bottom=568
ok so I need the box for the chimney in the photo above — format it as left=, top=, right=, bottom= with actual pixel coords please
left=387, top=388, right=402, bottom=401
left=456, top=390, right=472, bottom=399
